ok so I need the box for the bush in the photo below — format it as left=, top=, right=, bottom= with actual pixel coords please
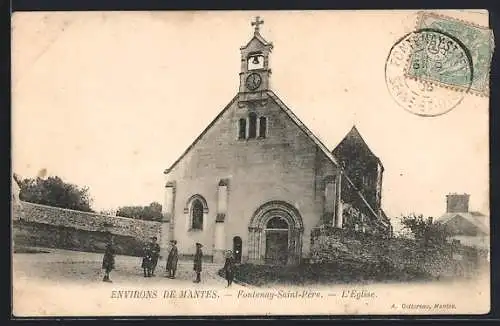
left=311, top=227, right=485, bottom=280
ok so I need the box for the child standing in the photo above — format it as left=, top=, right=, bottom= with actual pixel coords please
left=223, top=250, right=235, bottom=287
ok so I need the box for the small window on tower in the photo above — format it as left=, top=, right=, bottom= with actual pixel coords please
left=259, top=117, right=267, bottom=138
left=248, top=113, right=257, bottom=139
left=238, top=118, right=246, bottom=139
left=247, top=54, right=264, bottom=70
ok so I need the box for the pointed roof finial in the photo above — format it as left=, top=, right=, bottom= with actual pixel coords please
left=251, top=16, right=264, bottom=34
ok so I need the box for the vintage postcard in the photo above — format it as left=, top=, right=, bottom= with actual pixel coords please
left=11, top=10, right=492, bottom=316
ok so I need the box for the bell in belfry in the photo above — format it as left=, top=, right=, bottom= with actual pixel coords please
left=252, top=56, right=260, bottom=64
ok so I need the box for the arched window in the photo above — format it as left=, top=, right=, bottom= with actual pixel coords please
left=259, top=116, right=267, bottom=138
left=238, top=118, right=246, bottom=140
left=191, top=199, right=204, bottom=230
left=266, top=216, right=288, bottom=229
left=248, top=113, right=257, bottom=139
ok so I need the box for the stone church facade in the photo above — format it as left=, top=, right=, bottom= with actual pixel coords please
left=160, top=17, right=392, bottom=265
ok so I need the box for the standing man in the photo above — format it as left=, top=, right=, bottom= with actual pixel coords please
left=193, top=242, right=203, bottom=283
left=166, top=240, right=179, bottom=279
left=101, top=236, right=115, bottom=283
left=150, top=236, right=161, bottom=277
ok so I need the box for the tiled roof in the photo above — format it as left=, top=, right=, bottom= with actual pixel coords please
left=438, top=212, right=489, bottom=235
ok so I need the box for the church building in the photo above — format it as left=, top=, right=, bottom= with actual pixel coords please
left=160, top=17, right=392, bottom=265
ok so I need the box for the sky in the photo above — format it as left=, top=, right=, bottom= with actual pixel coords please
left=12, top=11, right=490, bottom=227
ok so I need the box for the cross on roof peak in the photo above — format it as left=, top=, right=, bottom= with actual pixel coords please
left=251, top=16, right=264, bottom=33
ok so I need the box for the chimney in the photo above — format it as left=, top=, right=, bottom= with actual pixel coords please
left=446, top=193, right=470, bottom=213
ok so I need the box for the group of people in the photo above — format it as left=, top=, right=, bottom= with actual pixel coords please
left=141, top=236, right=161, bottom=277
left=102, top=237, right=236, bottom=286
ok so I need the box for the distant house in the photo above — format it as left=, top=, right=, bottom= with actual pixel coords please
left=437, top=193, right=489, bottom=250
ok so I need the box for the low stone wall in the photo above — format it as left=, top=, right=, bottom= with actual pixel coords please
left=14, top=201, right=161, bottom=239
left=13, top=220, right=148, bottom=257
left=12, top=201, right=162, bottom=256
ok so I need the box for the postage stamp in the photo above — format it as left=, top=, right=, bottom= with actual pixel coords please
left=404, top=29, right=473, bottom=91
left=406, top=11, right=494, bottom=97
left=385, top=29, right=473, bottom=117
left=385, top=11, right=493, bottom=117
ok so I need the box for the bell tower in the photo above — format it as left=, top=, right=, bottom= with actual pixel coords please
left=238, top=16, right=273, bottom=107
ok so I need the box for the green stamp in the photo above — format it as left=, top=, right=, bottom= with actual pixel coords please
left=405, top=12, right=494, bottom=96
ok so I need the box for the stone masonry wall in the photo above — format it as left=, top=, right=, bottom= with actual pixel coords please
left=165, top=94, right=333, bottom=262
left=13, top=201, right=161, bottom=243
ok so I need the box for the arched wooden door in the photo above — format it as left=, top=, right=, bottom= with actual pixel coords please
left=264, top=216, right=289, bottom=265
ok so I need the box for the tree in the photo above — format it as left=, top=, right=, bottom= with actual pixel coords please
left=17, top=174, right=94, bottom=212
left=399, top=213, right=450, bottom=247
left=117, top=202, right=162, bottom=221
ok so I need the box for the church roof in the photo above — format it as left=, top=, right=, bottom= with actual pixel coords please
left=164, top=90, right=381, bottom=220
left=332, top=125, right=384, bottom=170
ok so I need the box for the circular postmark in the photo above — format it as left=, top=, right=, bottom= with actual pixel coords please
left=385, top=29, right=473, bottom=117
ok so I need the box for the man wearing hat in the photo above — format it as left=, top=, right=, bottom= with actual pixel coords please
left=150, top=236, right=161, bottom=277
left=193, top=243, right=203, bottom=283
left=166, top=240, right=179, bottom=279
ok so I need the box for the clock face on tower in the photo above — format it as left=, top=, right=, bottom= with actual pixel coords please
left=245, top=73, right=262, bottom=91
